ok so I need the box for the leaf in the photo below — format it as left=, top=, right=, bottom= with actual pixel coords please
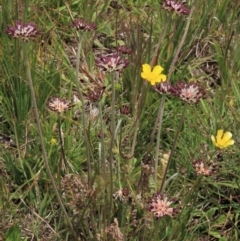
left=4, top=224, right=21, bottom=241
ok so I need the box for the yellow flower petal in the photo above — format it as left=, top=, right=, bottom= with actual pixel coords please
left=212, top=129, right=234, bottom=149
left=216, top=129, right=224, bottom=143
left=222, top=132, right=232, bottom=142
left=142, top=64, right=151, bottom=74
left=211, top=135, right=216, bottom=143
left=152, top=65, right=164, bottom=75
left=159, top=74, right=167, bottom=82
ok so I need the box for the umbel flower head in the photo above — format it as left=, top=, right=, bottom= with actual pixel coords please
left=162, top=0, right=190, bottom=15
left=95, top=53, right=129, bottom=72
left=117, top=45, right=133, bottom=55
left=192, top=160, right=212, bottom=176
left=47, top=97, right=71, bottom=114
left=84, top=86, right=105, bottom=102
left=171, top=82, right=205, bottom=104
left=147, top=192, right=177, bottom=218
left=211, top=129, right=234, bottom=149
left=141, top=64, right=167, bottom=86
left=5, top=21, right=42, bottom=42
left=153, top=82, right=172, bottom=95
left=71, top=18, right=96, bottom=31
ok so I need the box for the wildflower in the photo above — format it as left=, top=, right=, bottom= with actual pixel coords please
left=162, top=0, right=190, bottom=15
left=147, top=192, right=177, bottom=218
left=171, top=82, right=205, bottom=103
left=120, top=105, right=131, bottom=115
left=193, top=160, right=212, bottom=176
left=95, top=53, right=129, bottom=72
left=71, top=18, right=96, bottom=31
left=5, top=21, right=42, bottom=42
left=50, top=138, right=57, bottom=145
left=97, top=218, right=124, bottom=241
left=113, top=188, right=131, bottom=202
left=117, top=45, right=132, bottom=55
left=47, top=97, right=71, bottom=114
left=84, top=86, right=105, bottom=102
left=153, top=82, right=172, bottom=95
left=141, top=64, right=167, bottom=86
left=211, top=129, right=234, bottom=149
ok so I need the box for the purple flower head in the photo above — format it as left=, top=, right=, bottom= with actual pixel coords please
left=171, top=82, right=205, bottom=104
left=5, top=21, right=42, bottom=42
left=162, top=0, right=190, bottom=15
left=71, top=18, right=96, bottom=31
left=147, top=192, right=178, bottom=219
left=117, top=45, right=133, bottom=55
left=84, top=86, right=106, bottom=102
left=95, top=53, right=129, bottom=73
left=153, top=82, right=172, bottom=95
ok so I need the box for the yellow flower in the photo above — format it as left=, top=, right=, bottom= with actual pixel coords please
left=141, top=64, right=167, bottom=85
left=211, top=129, right=234, bottom=149
left=50, top=138, right=57, bottom=145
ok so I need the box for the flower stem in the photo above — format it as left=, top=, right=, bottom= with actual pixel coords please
left=108, top=72, right=117, bottom=223
left=74, top=34, right=92, bottom=187
left=57, top=114, right=68, bottom=174
left=24, top=45, right=78, bottom=240
left=131, top=17, right=171, bottom=156
left=159, top=103, right=188, bottom=192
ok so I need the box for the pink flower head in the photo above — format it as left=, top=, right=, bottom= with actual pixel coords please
left=153, top=82, right=172, bottom=95
left=117, top=45, right=133, bottom=55
left=71, top=18, right=96, bottom=31
left=147, top=192, right=178, bottom=218
left=5, top=21, right=42, bottom=42
left=171, top=82, right=205, bottom=104
left=95, top=53, right=129, bottom=72
left=47, top=97, right=71, bottom=114
left=84, top=86, right=105, bottom=102
left=162, top=0, right=190, bottom=15
left=192, top=160, right=212, bottom=176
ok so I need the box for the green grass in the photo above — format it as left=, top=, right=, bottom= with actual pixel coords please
left=1, top=0, right=240, bottom=240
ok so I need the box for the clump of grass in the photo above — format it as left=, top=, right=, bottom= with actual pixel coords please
left=1, top=0, right=240, bottom=240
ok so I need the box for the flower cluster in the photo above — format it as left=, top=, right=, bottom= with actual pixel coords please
left=192, top=160, right=212, bottom=176
left=47, top=97, right=71, bottom=114
left=95, top=53, right=129, bottom=73
left=170, top=82, right=205, bottom=104
left=147, top=192, right=178, bottom=218
left=84, top=86, right=106, bottom=102
left=113, top=188, right=131, bottom=202
left=153, top=82, right=172, bottom=95
left=5, top=21, right=41, bottom=42
left=211, top=129, right=234, bottom=149
left=162, top=0, right=190, bottom=15
left=117, top=45, right=133, bottom=55
left=71, top=18, right=96, bottom=31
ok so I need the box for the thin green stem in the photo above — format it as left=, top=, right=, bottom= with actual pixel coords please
left=74, top=34, right=92, bottom=187
left=57, top=114, right=68, bottom=174
left=108, top=72, right=117, bottom=224
left=159, top=103, right=188, bottom=193
left=150, top=2, right=196, bottom=185
left=24, top=44, right=78, bottom=240
left=131, top=17, right=171, bottom=156
left=153, top=96, right=166, bottom=183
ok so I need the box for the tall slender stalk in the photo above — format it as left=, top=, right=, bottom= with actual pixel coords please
left=108, top=72, right=117, bottom=224
left=152, top=2, right=197, bottom=185
left=24, top=44, right=78, bottom=240
left=74, top=34, right=92, bottom=186
left=57, top=114, right=68, bottom=174
left=131, top=17, right=171, bottom=156
left=159, top=103, right=188, bottom=192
